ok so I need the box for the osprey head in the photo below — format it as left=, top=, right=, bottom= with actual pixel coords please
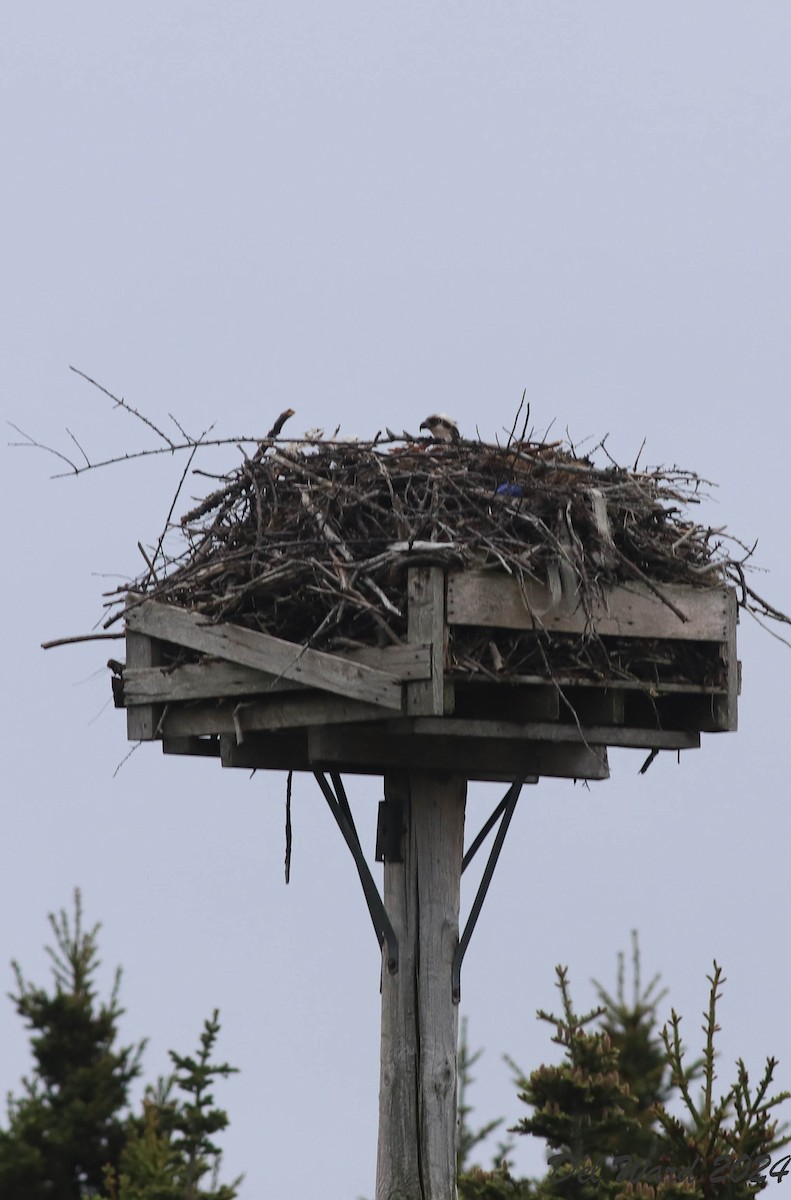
left=419, top=413, right=461, bottom=442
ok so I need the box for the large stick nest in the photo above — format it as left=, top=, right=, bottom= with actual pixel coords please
left=109, top=431, right=768, bottom=685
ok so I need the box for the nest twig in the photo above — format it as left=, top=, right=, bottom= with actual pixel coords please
left=102, top=431, right=772, bottom=686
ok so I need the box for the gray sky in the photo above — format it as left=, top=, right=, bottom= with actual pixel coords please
left=3, top=4, right=790, bottom=1196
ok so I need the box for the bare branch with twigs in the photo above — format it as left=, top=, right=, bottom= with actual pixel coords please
left=15, top=368, right=791, bottom=682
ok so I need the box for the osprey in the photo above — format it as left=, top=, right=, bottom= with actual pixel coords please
left=419, top=413, right=460, bottom=442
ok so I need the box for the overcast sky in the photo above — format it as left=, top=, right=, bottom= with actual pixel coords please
left=3, top=4, right=791, bottom=1197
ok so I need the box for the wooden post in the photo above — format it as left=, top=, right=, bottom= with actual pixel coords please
left=406, top=566, right=448, bottom=719
left=376, top=770, right=466, bottom=1200
left=375, top=565, right=465, bottom=1198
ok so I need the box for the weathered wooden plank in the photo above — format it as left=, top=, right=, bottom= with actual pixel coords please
left=125, top=630, right=161, bottom=741
left=127, top=673, right=726, bottom=748
left=125, top=600, right=404, bottom=710
left=447, top=571, right=735, bottom=641
left=160, top=693, right=393, bottom=739
left=220, top=732, right=540, bottom=782
left=125, top=662, right=305, bottom=703
left=307, top=724, right=610, bottom=781
left=407, top=566, right=446, bottom=716
left=123, top=643, right=432, bottom=705
left=347, top=643, right=432, bottom=679
left=391, top=717, right=699, bottom=751
left=454, top=672, right=730, bottom=696
left=715, top=590, right=739, bottom=731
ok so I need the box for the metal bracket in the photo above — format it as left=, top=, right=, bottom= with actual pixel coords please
left=314, top=771, right=399, bottom=975
left=452, top=778, right=524, bottom=1003
left=375, top=797, right=404, bottom=864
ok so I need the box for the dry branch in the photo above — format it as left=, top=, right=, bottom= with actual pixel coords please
left=98, top=430, right=771, bottom=687
left=21, top=370, right=788, bottom=683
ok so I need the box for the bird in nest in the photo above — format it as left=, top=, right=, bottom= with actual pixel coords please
left=420, top=413, right=461, bottom=442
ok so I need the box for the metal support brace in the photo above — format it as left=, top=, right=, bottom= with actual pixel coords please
left=314, top=771, right=399, bottom=975
left=452, top=778, right=524, bottom=1003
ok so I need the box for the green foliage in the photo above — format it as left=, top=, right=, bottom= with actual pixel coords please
left=4, top=900, right=787, bottom=1200
left=460, top=939, right=790, bottom=1200
left=1, top=891, right=241, bottom=1200
left=593, top=931, right=676, bottom=1143
left=0, top=889, right=145, bottom=1199
left=101, top=1099, right=186, bottom=1200
left=459, top=1160, right=536, bottom=1199
left=508, top=965, right=644, bottom=1200
left=650, top=962, right=789, bottom=1200
left=102, top=1010, right=243, bottom=1200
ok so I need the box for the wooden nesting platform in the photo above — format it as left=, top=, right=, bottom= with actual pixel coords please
left=114, top=567, right=739, bottom=784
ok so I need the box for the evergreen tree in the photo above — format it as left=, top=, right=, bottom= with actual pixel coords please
left=650, top=962, right=790, bottom=1200
left=508, top=964, right=644, bottom=1200
left=0, top=890, right=145, bottom=1198
left=102, top=1010, right=243, bottom=1200
left=591, top=931, right=682, bottom=1162
left=460, top=941, right=790, bottom=1200
left=1, top=893, right=241, bottom=1200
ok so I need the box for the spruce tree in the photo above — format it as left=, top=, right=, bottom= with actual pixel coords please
left=0, top=889, right=145, bottom=1198
left=508, top=964, right=644, bottom=1200
left=650, top=962, right=790, bottom=1200
left=102, top=1010, right=242, bottom=1200
left=460, top=941, right=790, bottom=1200
left=1, top=893, right=242, bottom=1200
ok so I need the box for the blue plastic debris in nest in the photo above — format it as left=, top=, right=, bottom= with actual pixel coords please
left=495, top=482, right=524, bottom=497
